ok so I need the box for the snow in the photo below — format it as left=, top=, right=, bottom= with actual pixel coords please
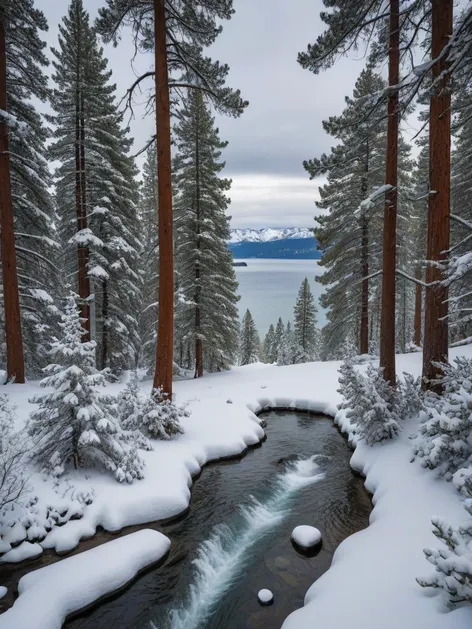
left=291, top=525, right=322, bottom=549
left=0, top=530, right=170, bottom=629
left=257, top=588, right=273, bottom=604
left=229, top=227, right=313, bottom=244
left=0, top=542, right=42, bottom=563
left=1, top=348, right=472, bottom=629
left=0, top=588, right=6, bottom=601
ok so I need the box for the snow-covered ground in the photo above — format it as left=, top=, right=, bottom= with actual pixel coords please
left=1, top=348, right=472, bottom=628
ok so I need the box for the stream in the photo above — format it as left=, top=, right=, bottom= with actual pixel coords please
left=66, top=410, right=372, bottom=629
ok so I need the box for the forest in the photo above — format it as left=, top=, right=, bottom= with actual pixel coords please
left=0, top=1, right=472, bottom=628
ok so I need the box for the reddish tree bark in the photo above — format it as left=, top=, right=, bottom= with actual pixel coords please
left=413, top=267, right=422, bottom=347
left=152, top=0, right=174, bottom=398
left=379, top=0, right=399, bottom=386
left=0, top=10, right=25, bottom=383
left=422, top=0, right=453, bottom=389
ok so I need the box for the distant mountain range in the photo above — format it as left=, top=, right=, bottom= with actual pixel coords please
left=228, top=227, right=320, bottom=260
left=228, top=227, right=313, bottom=244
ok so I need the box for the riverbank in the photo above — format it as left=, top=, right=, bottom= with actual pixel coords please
left=1, top=350, right=472, bottom=628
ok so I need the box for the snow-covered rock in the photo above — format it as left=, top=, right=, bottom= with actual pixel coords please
left=291, top=525, right=322, bottom=550
left=228, top=227, right=313, bottom=244
left=0, top=542, right=42, bottom=563
left=258, top=588, right=273, bottom=605
left=0, top=529, right=170, bottom=629
left=0, top=587, right=7, bottom=600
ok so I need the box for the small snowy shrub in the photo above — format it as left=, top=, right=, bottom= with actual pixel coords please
left=417, top=501, right=472, bottom=606
left=116, top=373, right=153, bottom=450
left=413, top=358, right=472, bottom=480
left=338, top=361, right=400, bottom=445
left=397, top=373, right=424, bottom=418
left=0, top=396, right=29, bottom=510
left=119, top=374, right=186, bottom=440
left=29, top=292, right=145, bottom=483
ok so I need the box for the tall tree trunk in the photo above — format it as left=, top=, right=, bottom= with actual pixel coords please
left=75, top=16, right=90, bottom=340
left=101, top=280, right=108, bottom=370
left=413, top=267, right=422, bottom=346
left=0, top=10, right=24, bottom=383
left=422, top=0, right=453, bottom=389
left=379, top=0, right=399, bottom=385
left=194, top=98, right=203, bottom=379
left=152, top=0, right=174, bottom=398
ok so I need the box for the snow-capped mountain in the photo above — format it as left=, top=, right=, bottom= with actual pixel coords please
left=228, top=227, right=313, bottom=244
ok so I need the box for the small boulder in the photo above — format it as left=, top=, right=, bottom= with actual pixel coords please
left=291, top=525, right=322, bottom=555
left=257, top=588, right=273, bottom=605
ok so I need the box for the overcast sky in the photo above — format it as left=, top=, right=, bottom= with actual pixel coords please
left=36, top=0, right=421, bottom=229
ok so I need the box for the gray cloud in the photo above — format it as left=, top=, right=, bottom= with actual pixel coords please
left=36, top=0, right=376, bottom=228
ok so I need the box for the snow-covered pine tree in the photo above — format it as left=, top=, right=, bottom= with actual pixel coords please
left=395, top=140, right=417, bottom=354
left=273, top=317, right=285, bottom=361
left=310, top=66, right=415, bottom=358
left=97, top=0, right=248, bottom=400
left=29, top=292, right=145, bottom=483
left=293, top=277, right=319, bottom=363
left=414, top=357, right=472, bottom=486
left=445, top=86, right=472, bottom=346
left=409, top=144, right=429, bottom=348
left=417, top=501, right=472, bottom=606
left=0, top=395, right=29, bottom=509
left=277, top=321, right=296, bottom=366
left=341, top=362, right=401, bottom=445
left=49, top=0, right=141, bottom=373
left=309, top=67, right=387, bottom=357
left=117, top=371, right=184, bottom=442
left=138, top=143, right=159, bottom=372
left=239, top=310, right=260, bottom=366
left=262, top=324, right=277, bottom=364
left=173, top=90, right=239, bottom=377
left=2, top=0, right=58, bottom=377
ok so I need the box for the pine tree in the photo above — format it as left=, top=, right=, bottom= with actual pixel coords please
left=293, top=278, right=319, bottom=363
left=277, top=321, right=297, bottom=366
left=118, top=371, right=184, bottom=441
left=410, top=145, right=429, bottom=347
left=138, top=143, right=159, bottom=371
left=262, top=324, right=276, bottom=364
left=0, top=0, right=58, bottom=381
left=417, top=502, right=472, bottom=606
left=97, top=0, right=247, bottom=400
left=239, top=310, right=260, bottom=366
left=49, top=0, right=141, bottom=373
left=273, top=317, right=285, bottom=361
left=299, top=0, right=428, bottom=385
left=309, top=68, right=387, bottom=357
left=339, top=361, right=400, bottom=445
left=173, top=91, right=240, bottom=377
left=414, top=357, right=472, bottom=481
left=29, top=293, right=145, bottom=483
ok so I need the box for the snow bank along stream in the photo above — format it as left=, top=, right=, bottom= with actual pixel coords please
left=65, top=410, right=372, bottom=629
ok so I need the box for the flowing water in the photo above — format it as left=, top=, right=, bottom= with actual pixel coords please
left=67, top=411, right=371, bottom=629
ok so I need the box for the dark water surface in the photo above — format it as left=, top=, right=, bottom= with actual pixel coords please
left=67, top=411, right=372, bottom=629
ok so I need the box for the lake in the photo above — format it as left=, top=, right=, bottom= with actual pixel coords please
left=234, top=259, right=325, bottom=336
